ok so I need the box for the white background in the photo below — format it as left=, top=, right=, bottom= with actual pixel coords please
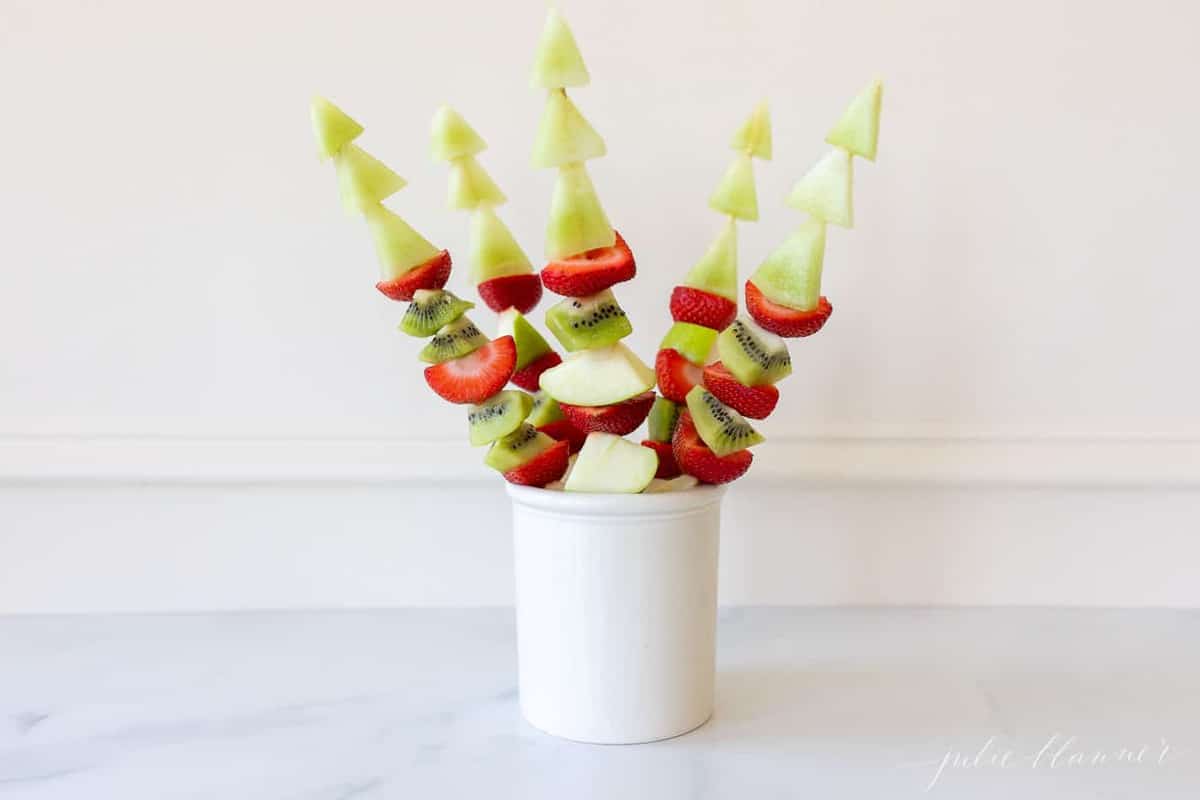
left=2, top=0, right=1198, bottom=611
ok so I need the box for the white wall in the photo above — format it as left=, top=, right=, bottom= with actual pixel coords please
left=2, top=0, right=1198, bottom=611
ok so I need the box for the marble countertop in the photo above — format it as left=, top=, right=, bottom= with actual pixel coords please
left=2, top=608, right=1197, bottom=799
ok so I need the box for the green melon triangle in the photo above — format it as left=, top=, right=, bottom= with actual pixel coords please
left=709, top=153, right=758, bottom=221
left=311, top=96, right=364, bottom=160
left=787, top=148, right=854, bottom=228
left=683, top=219, right=739, bottom=301
left=469, top=207, right=533, bottom=285
left=363, top=204, right=441, bottom=281
left=532, top=89, right=607, bottom=168
left=826, top=79, right=883, bottom=161
left=496, top=309, right=552, bottom=370
left=545, top=162, right=615, bottom=259
left=334, top=144, right=407, bottom=213
left=750, top=218, right=828, bottom=311
left=429, top=106, right=488, bottom=162
left=730, top=102, right=772, bottom=160
left=447, top=156, right=507, bottom=210
left=531, top=8, right=590, bottom=89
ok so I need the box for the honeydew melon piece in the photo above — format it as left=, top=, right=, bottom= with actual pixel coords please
left=545, top=162, right=615, bottom=259
left=447, top=156, right=507, bottom=210
left=469, top=208, right=533, bottom=285
left=750, top=218, right=827, bottom=311
left=532, top=90, right=607, bottom=168
left=496, top=308, right=552, bottom=370
left=539, top=342, right=655, bottom=406
left=730, top=102, right=772, bottom=160
left=334, top=144, right=407, bottom=213
left=531, top=8, right=590, bottom=89
left=826, top=79, right=883, bottom=161
left=708, top=153, right=758, bottom=221
left=429, top=106, right=487, bottom=162
left=311, top=96, right=363, bottom=159
left=660, top=322, right=717, bottom=366
left=565, top=433, right=658, bottom=494
left=683, top=218, right=738, bottom=301
left=786, top=149, right=854, bottom=228
left=363, top=204, right=441, bottom=280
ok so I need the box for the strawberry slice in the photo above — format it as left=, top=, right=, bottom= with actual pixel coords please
left=376, top=250, right=452, bottom=301
left=541, top=231, right=636, bottom=297
left=672, top=411, right=753, bottom=484
left=745, top=280, right=833, bottom=338
left=702, top=361, right=779, bottom=419
left=423, top=336, right=516, bottom=404
left=670, top=286, right=737, bottom=330
left=641, top=440, right=682, bottom=479
left=537, top=420, right=587, bottom=454
left=655, top=348, right=703, bottom=404
left=559, top=391, right=655, bottom=436
left=510, top=350, right=562, bottom=392
left=477, top=273, right=543, bottom=314
left=503, top=439, right=570, bottom=487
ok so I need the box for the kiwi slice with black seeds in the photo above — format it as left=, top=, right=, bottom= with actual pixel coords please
left=544, top=289, right=632, bottom=352
left=418, top=316, right=488, bottom=364
left=468, top=390, right=534, bottom=446
left=484, top=423, right=556, bottom=472
left=716, top=317, right=792, bottom=385
left=400, top=289, right=474, bottom=337
left=685, top=386, right=764, bottom=457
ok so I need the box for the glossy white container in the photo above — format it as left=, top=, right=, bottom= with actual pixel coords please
left=507, top=484, right=725, bottom=744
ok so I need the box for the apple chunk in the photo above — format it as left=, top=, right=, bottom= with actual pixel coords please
left=565, top=433, right=658, bottom=493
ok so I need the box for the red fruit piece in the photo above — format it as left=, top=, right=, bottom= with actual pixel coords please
left=669, top=286, right=738, bottom=330
left=702, top=361, right=780, bottom=420
left=423, top=336, right=516, bottom=404
left=537, top=420, right=587, bottom=454
left=477, top=273, right=543, bottom=314
left=559, top=391, right=655, bottom=436
left=641, top=440, right=682, bottom=479
left=504, top=439, right=570, bottom=487
left=541, top=231, right=636, bottom=297
left=375, top=250, right=452, bottom=301
left=655, top=348, right=703, bottom=404
left=744, top=280, right=833, bottom=338
left=510, top=350, right=562, bottom=392
left=672, top=411, right=753, bottom=485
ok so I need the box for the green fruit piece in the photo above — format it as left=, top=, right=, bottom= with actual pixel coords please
left=527, top=391, right=565, bottom=426
left=532, top=90, right=606, bottom=168
left=419, top=316, right=488, bottom=363
left=485, top=423, right=556, bottom=472
left=660, top=322, right=718, bottom=366
left=545, top=162, right=615, bottom=260
left=787, top=149, right=854, bottom=228
left=364, top=204, right=441, bottom=281
left=826, top=79, right=883, bottom=162
left=708, top=152, right=758, bottom=221
left=468, top=390, right=534, bottom=446
left=531, top=8, right=590, bottom=89
left=429, top=106, right=487, bottom=162
left=717, top=317, right=792, bottom=386
left=750, top=218, right=827, bottom=311
left=496, top=308, right=552, bottom=370
left=683, top=218, right=739, bottom=301
left=565, top=433, right=658, bottom=493
left=730, top=102, right=772, bottom=160
left=685, top=385, right=765, bottom=457
left=447, top=156, right=506, bottom=210
left=539, top=342, right=655, bottom=406
left=544, top=289, right=632, bottom=352
left=311, top=96, right=363, bottom=159
left=469, top=208, right=533, bottom=285
left=644, top=474, right=700, bottom=493
left=334, top=144, right=406, bottom=213
left=399, top=289, right=474, bottom=337
left=646, top=396, right=681, bottom=442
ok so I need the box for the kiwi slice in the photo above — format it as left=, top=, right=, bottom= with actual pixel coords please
left=526, top=391, right=565, bottom=427
left=646, top=397, right=681, bottom=442
left=468, top=390, right=534, bottom=446
left=716, top=317, right=792, bottom=386
left=544, top=289, right=632, bottom=352
left=400, top=290, right=474, bottom=337
left=418, top=316, right=488, bottom=364
left=685, top=386, right=764, bottom=457
left=484, top=423, right=556, bottom=472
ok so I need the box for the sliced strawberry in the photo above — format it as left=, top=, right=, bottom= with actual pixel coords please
left=672, top=411, right=753, bottom=485
left=376, top=250, right=452, bottom=301
left=702, top=361, right=780, bottom=420
left=477, top=273, right=543, bottom=314
left=423, top=335, right=516, bottom=404
left=541, top=231, right=636, bottom=297
left=559, top=391, right=655, bottom=436
left=503, top=439, right=570, bottom=487
left=670, top=286, right=737, bottom=330
left=510, top=350, right=562, bottom=392
left=641, top=440, right=682, bottom=479
left=537, top=420, right=587, bottom=454
left=655, top=348, right=703, bottom=404
left=744, top=280, right=833, bottom=338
